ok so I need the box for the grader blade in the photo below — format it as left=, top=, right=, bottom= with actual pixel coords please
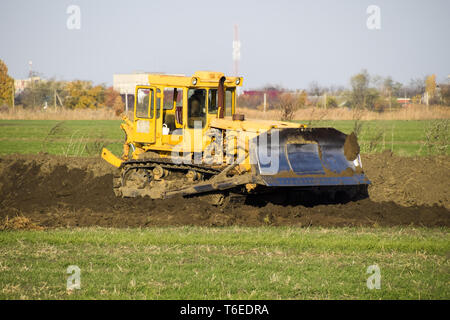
left=250, top=128, right=370, bottom=187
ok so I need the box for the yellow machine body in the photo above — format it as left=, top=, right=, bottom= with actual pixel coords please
left=102, top=71, right=305, bottom=171
left=102, top=71, right=369, bottom=200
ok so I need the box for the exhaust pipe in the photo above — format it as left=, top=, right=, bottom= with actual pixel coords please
left=218, top=76, right=226, bottom=118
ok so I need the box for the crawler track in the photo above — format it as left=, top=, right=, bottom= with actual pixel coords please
left=113, top=158, right=222, bottom=198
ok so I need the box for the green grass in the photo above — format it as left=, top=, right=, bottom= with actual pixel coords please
left=0, top=120, right=123, bottom=157
left=295, top=119, right=449, bottom=156
left=0, top=119, right=448, bottom=157
left=0, top=227, right=448, bottom=299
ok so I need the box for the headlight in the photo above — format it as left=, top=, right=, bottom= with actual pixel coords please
left=235, top=78, right=240, bottom=85
left=192, top=77, right=197, bottom=85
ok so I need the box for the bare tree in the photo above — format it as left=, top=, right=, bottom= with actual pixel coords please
left=308, top=81, right=324, bottom=97
left=277, top=92, right=306, bottom=121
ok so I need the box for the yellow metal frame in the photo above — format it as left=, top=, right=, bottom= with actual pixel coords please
left=147, top=71, right=243, bottom=89
left=101, top=71, right=306, bottom=170
left=133, top=85, right=156, bottom=144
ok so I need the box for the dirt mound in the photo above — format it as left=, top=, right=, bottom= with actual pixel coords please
left=344, top=132, right=360, bottom=161
left=363, top=151, right=450, bottom=209
left=0, top=153, right=449, bottom=228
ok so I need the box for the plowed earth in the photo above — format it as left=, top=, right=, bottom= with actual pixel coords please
left=0, top=152, right=448, bottom=228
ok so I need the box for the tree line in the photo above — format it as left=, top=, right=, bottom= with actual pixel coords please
left=1, top=59, right=449, bottom=117
left=238, top=69, right=450, bottom=117
left=0, top=59, right=124, bottom=115
left=15, top=79, right=124, bottom=114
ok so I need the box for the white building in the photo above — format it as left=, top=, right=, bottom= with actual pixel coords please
left=113, top=73, right=152, bottom=113
left=14, top=76, right=41, bottom=94
left=113, top=72, right=184, bottom=112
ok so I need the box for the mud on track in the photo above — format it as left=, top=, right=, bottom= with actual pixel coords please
left=0, top=152, right=449, bottom=228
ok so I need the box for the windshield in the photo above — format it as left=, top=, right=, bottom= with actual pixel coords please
left=208, top=88, right=234, bottom=116
left=187, top=88, right=206, bottom=128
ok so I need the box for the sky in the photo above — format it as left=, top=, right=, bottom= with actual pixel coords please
left=0, top=0, right=449, bottom=90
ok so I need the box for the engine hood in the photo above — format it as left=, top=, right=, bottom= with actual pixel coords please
left=210, top=117, right=306, bottom=133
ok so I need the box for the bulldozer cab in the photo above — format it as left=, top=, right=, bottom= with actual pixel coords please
left=132, top=71, right=242, bottom=151
left=186, top=87, right=235, bottom=128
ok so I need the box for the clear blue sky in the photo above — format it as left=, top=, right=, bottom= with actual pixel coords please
left=1, top=0, right=449, bottom=89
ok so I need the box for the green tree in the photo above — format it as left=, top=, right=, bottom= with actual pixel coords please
left=325, top=96, right=338, bottom=108
left=0, top=59, right=14, bottom=107
left=349, top=70, right=370, bottom=109
left=16, top=79, right=67, bottom=109
left=425, top=74, right=436, bottom=98
left=381, top=76, right=402, bottom=110
left=348, top=70, right=380, bottom=110
left=439, top=83, right=450, bottom=106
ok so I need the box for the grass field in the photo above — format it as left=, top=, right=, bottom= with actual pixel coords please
left=298, top=119, right=449, bottom=156
left=0, top=120, right=448, bottom=300
left=0, top=119, right=448, bottom=157
left=0, top=227, right=448, bottom=300
left=0, top=120, right=124, bottom=157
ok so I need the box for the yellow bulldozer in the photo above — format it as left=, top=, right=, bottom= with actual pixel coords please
left=101, top=71, right=369, bottom=204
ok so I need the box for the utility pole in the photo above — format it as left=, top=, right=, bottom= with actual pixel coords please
left=263, top=93, right=267, bottom=113
left=56, top=91, right=64, bottom=108
left=29, top=61, right=35, bottom=108
left=389, top=89, right=392, bottom=112
left=28, top=60, right=33, bottom=78
left=232, top=24, right=240, bottom=77
left=12, top=80, right=15, bottom=111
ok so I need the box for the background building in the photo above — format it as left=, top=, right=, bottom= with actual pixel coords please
left=113, top=73, right=152, bottom=113
left=14, top=76, right=41, bottom=95
left=113, top=72, right=186, bottom=112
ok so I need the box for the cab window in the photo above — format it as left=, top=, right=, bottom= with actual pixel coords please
left=188, top=88, right=206, bottom=129
left=208, top=89, right=218, bottom=114
left=156, top=89, right=161, bottom=119
left=136, top=88, right=154, bottom=118
left=163, top=88, right=183, bottom=110
left=163, top=88, right=184, bottom=133
left=208, top=88, right=234, bottom=116
left=225, top=88, right=234, bottom=116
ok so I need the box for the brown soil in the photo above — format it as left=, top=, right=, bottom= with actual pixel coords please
left=0, top=153, right=448, bottom=229
left=364, top=150, right=450, bottom=209
left=0, top=216, right=43, bottom=231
